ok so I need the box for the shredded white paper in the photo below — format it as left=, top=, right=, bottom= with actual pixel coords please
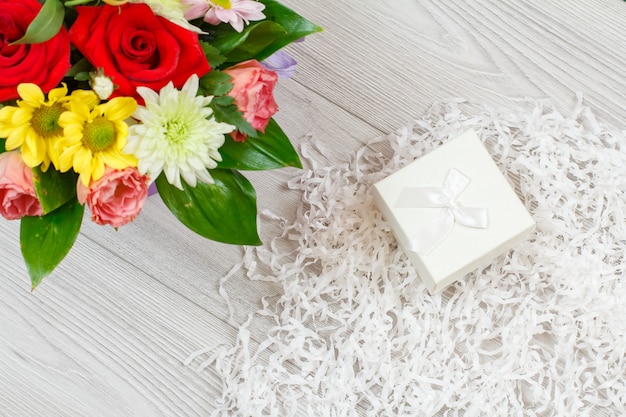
left=189, top=97, right=626, bottom=417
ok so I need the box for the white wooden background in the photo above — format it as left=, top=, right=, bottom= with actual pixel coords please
left=1, top=1, right=625, bottom=415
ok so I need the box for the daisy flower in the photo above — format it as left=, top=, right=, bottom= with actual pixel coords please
left=124, top=74, right=235, bottom=190
left=57, top=95, right=138, bottom=186
left=183, top=0, right=265, bottom=33
left=0, top=84, right=71, bottom=171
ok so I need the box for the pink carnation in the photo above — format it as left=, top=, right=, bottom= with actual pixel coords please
left=0, top=151, right=43, bottom=220
left=223, top=60, right=278, bottom=142
left=77, top=167, right=149, bottom=228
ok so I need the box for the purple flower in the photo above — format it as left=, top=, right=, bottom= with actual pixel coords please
left=262, top=50, right=298, bottom=79
left=148, top=182, right=158, bottom=196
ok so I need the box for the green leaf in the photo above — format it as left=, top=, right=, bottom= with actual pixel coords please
left=212, top=21, right=287, bottom=64
left=65, top=57, right=92, bottom=78
left=210, top=95, right=257, bottom=138
left=74, top=72, right=91, bottom=82
left=11, top=0, right=65, bottom=45
left=0, top=139, right=5, bottom=154
left=253, top=0, right=323, bottom=61
left=208, top=2, right=322, bottom=64
left=20, top=199, right=84, bottom=290
left=199, top=71, right=233, bottom=96
left=32, top=166, right=79, bottom=214
left=217, top=118, right=301, bottom=170
left=200, top=41, right=227, bottom=68
left=156, top=169, right=261, bottom=246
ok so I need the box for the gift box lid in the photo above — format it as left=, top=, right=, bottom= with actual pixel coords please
left=372, top=129, right=535, bottom=293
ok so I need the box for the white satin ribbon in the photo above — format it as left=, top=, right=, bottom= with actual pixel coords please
left=395, top=168, right=489, bottom=255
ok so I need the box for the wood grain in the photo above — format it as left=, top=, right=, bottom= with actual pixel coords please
left=283, top=0, right=626, bottom=133
left=1, top=1, right=625, bottom=415
left=0, top=219, right=230, bottom=416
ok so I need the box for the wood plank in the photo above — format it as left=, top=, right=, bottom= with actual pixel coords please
left=282, top=0, right=626, bottom=133
left=0, top=219, right=233, bottom=416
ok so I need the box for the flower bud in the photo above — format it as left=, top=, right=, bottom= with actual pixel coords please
left=89, top=69, right=116, bottom=100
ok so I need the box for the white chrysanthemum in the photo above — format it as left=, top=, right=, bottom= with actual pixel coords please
left=125, top=74, right=235, bottom=190
left=138, top=0, right=202, bottom=33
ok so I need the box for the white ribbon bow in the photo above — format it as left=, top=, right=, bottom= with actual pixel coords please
left=395, top=168, right=489, bottom=255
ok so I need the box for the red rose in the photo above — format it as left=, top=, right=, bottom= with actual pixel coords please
left=223, top=60, right=279, bottom=142
left=69, top=4, right=210, bottom=101
left=0, top=0, right=71, bottom=102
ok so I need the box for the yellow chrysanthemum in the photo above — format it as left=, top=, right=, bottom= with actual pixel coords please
left=0, top=84, right=71, bottom=171
left=57, top=95, right=138, bottom=186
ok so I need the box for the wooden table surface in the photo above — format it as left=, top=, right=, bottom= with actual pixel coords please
left=1, top=1, right=625, bottom=415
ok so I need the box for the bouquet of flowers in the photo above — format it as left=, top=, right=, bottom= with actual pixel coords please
left=0, top=0, right=321, bottom=289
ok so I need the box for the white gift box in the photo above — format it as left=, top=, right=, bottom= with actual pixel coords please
left=372, top=129, right=535, bottom=293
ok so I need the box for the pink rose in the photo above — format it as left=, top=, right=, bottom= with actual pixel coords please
left=223, top=60, right=279, bottom=142
left=0, top=151, right=43, bottom=220
left=77, top=167, right=149, bottom=228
